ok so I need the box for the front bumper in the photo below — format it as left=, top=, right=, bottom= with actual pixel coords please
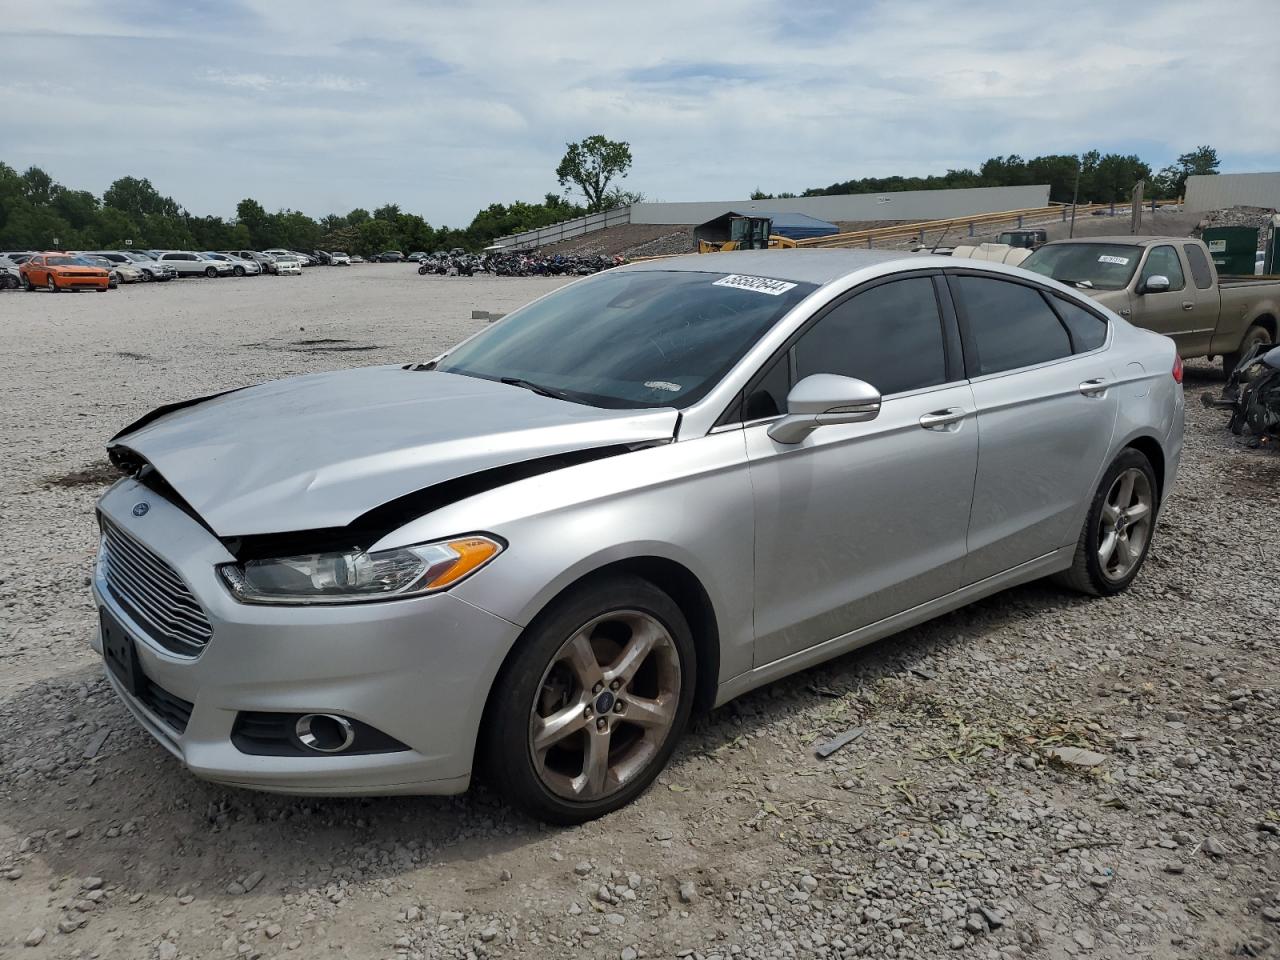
left=91, top=479, right=522, bottom=796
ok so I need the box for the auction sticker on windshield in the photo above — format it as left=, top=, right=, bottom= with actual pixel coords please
left=713, top=274, right=798, bottom=296
left=1098, top=255, right=1130, bottom=265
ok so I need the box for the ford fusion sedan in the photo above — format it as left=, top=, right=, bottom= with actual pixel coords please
left=202, top=252, right=261, bottom=277
left=21, top=253, right=111, bottom=292
left=93, top=250, right=1183, bottom=823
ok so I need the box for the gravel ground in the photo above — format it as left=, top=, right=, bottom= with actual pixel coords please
left=1, top=265, right=1278, bottom=960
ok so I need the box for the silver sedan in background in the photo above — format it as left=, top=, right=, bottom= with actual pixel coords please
left=92, top=250, right=1183, bottom=822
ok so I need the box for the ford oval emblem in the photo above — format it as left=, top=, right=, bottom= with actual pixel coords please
left=132, top=502, right=150, bottom=517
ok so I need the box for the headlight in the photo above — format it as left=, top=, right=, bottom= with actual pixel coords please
left=218, top=536, right=502, bottom=605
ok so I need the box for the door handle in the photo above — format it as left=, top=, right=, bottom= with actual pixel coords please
left=1181, top=301, right=1194, bottom=311
left=1079, top=378, right=1109, bottom=397
left=918, top=408, right=966, bottom=430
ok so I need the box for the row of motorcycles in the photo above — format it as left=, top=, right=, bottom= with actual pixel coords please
left=415, top=253, right=624, bottom=278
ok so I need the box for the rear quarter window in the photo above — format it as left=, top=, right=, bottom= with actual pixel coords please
left=1051, top=296, right=1109, bottom=352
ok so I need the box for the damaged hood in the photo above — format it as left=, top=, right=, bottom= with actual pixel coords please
left=111, top=366, right=678, bottom=536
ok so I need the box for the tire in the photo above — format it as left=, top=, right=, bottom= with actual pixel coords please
left=47, top=275, right=58, bottom=293
left=140, top=270, right=152, bottom=282
left=1223, top=324, right=1273, bottom=377
left=24, top=275, right=35, bottom=292
left=1054, top=448, right=1159, bottom=597
left=483, top=573, right=696, bottom=824
left=204, top=266, right=218, bottom=278
left=233, top=265, right=245, bottom=277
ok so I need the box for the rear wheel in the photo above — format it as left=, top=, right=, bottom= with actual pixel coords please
left=1055, top=449, right=1158, bottom=596
left=483, top=574, right=695, bottom=823
left=1223, top=324, right=1273, bottom=377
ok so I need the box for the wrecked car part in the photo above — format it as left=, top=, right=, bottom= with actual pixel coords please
left=1201, top=343, right=1280, bottom=443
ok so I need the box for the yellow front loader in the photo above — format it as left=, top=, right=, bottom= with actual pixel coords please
left=697, top=216, right=798, bottom=253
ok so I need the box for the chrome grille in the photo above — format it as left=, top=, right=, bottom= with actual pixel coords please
left=100, top=517, right=213, bottom=656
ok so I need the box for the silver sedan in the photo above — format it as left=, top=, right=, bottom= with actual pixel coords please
left=92, top=250, right=1183, bottom=822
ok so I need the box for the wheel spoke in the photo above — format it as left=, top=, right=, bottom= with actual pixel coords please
left=1115, top=472, right=1135, bottom=509
left=1102, top=502, right=1121, bottom=525
left=563, top=633, right=604, bottom=690
left=1124, top=502, right=1151, bottom=524
left=622, top=694, right=674, bottom=731
left=532, top=702, right=587, bottom=753
left=605, top=619, right=659, bottom=686
left=1114, top=532, right=1134, bottom=569
left=577, top=731, right=611, bottom=798
left=1098, top=530, right=1118, bottom=566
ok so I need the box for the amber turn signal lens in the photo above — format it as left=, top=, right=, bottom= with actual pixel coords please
left=429, top=537, right=502, bottom=588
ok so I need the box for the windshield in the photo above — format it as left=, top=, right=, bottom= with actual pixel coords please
left=47, top=255, right=94, bottom=266
left=435, top=269, right=816, bottom=409
left=1022, top=243, right=1141, bottom=291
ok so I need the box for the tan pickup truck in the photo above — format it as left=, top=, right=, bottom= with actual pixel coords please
left=1020, top=236, right=1280, bottom=373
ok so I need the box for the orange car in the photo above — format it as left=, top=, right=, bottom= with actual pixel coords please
left=20, top=252, right=111, bottom=293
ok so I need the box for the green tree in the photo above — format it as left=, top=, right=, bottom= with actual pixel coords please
left=103, top=176, right=182, bottom=220
left=556, top=135, right=633, bottom=212
left=1153, top=145, right=1220, bottom=198
left=356, top=218, right=394, bottom=256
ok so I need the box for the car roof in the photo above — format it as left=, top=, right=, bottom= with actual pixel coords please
left=619, top=248, right=932, bottom=286
left=1041, top=236, right=1181, bottom=248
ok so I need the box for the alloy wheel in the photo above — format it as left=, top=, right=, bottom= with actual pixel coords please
left=529, top=610, right=681, bottom=802
left=1097, top=467, right=1153, bottom=581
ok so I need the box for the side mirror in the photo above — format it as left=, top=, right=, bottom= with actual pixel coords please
left=1141, top=275, right=1170, bottom=294
left=768, top=374, right=882, bottom=444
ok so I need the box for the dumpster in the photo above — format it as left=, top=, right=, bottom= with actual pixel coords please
left=1203, top=226, right=1259, bottom=276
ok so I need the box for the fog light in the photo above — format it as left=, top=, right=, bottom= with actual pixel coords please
left=295, top=714, right=356, bottom=753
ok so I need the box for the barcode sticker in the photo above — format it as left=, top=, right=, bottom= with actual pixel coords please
left=1098, top=255, right=1130, bottom=265
left=713, top=274, right=798, bottom=296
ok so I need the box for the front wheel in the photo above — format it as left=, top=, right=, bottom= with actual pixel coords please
left=483, top=574, right=695, bottom=824
left=205, top=266, right=218, bottom=278
left=233, top=265, right=245, bottom=277
left=46, top=275, right=58, bottom=293
left=1223, top=325, right=1273, bottom=377
left=1055, top=449, right=1159, bottom=596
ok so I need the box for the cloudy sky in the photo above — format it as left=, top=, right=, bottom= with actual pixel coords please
left=5, top=0, right=1277, bottom=226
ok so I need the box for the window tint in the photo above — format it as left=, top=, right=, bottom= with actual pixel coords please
left=1052, top=296, right=1108, bottom=352
left=1140, top=245, right=1185, bottom=291
left=1183, top=243, right=1213, bottom=289
left=793, top=277, right=947, bottom=396
left=952, top=276, right=1070, bottom=376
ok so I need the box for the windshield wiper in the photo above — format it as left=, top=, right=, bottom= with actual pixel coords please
left=1063, top=278, right=1094, bottom=289
left=500, top=377, right=580, bottom=403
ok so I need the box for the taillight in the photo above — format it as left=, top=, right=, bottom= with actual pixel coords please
left=1172, top=354, right=1184, bottom=384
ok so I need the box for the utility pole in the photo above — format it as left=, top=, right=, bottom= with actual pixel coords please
left=1069, top=156, right=1081, bottom=239
left=1130, top=180, right=1145, bottom=234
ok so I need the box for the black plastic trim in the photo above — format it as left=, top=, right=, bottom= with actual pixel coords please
left=231, top=712, right=408, bottom=757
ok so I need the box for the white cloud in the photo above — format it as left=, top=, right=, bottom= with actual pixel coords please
left=2, top=0, right=1276, bottom=225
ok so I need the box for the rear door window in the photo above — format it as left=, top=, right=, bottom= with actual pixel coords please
left=1183, top=243, right=1213, bottom=289
left=951, top=275, right=1071, bottom=376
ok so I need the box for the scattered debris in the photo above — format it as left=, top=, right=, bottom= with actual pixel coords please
left=813, top=726, right=866, bottom=758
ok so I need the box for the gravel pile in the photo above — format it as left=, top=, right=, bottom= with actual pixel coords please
left=1195, top=206, right=1278, bottom=247
left=0, top=269, right=1277, bottom=958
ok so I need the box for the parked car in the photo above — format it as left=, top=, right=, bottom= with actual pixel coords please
left=995, top=229, right=1048, bottom=250
left=223, top=250, right=277, bottom=273
left=1022, top=236, right=1280, bottom=373
left=20, top=253, right=111, bottom=292
left=82, top=255, right=131, bottom=286
left=93, top=249, right=1184, bottom=823
left=329, top=251, right=351, bottom=266
left=156, top=251, right=235, bottom=278
left=202, top=252, right=261, bottom=277
left=376, top=250, right=405, bottom=262
left=406, top=251, right=428, bottom=262
left=272, top=254, right=303, bottom=275
left=349, top=255, right=366, bottom=264
left=90, top=251, right=177, bottom=281
left=0, top=255, right=22, bottom=289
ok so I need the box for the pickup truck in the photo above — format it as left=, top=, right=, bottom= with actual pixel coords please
left=1021, top=236, right=1280, bottom=373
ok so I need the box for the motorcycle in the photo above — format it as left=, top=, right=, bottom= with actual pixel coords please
left=1202, top=342, right=1280, bottom=446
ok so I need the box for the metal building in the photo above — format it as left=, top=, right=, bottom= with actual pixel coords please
left=1185, top=172, right=1280, bottom=212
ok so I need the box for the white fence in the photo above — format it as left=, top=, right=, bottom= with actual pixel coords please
left=1185, top=172, right=1280, bottom=213
left=492, top=206, right=632, bottom=250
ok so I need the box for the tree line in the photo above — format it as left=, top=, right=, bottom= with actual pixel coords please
left=0, top=135, right=639, bottom=255
left=753, top=146, right=1221, bottom=204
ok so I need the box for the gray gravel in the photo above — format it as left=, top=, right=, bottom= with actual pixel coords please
left=1, top=264, right=1278, bottom=959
